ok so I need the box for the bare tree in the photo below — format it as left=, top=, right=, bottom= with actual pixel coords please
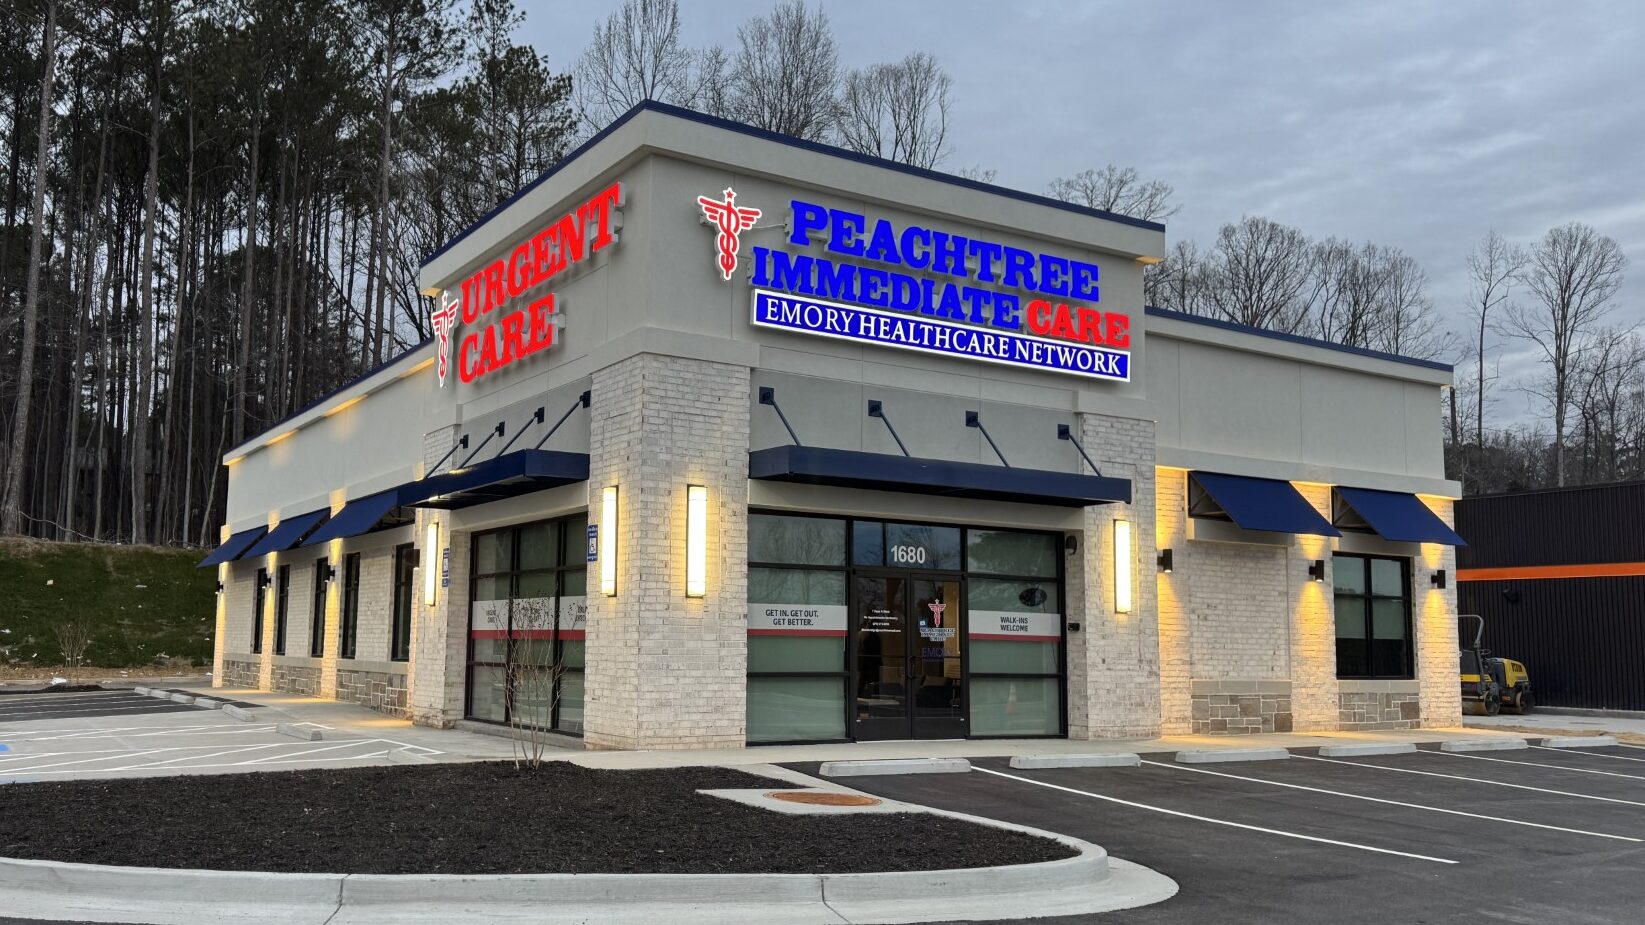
left=2, top=0, right=57, bottom=536
left=1205, top=216, right=1313, bottom=332
left=55, top=619, right=94, bottom=683
left=726, top=0, right=838, bottom=140
left=1466, top=231, right=1525, bottom=451
left=951, top=165, right=997, bottom=184
left=836, top=52, right=951, bottom=169
left=574, top=0, right=694, bottom=126
left=505, top=596, right=563, bottom=768
left=1571, top=328, right=1645, bottom=483
left=1502, top=223, right=1629, bottom=486
left=1046, top=164, right=1179, bottom=223
left=1145, top=239, right=1210, bottom=315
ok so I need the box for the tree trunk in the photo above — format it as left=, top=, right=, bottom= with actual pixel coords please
left=132, top=20, right=165, bottom=545
left=2, top=0, right=59, bottom=535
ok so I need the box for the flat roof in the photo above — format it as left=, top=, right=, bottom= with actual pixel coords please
left=1145, top=306, right=1453, bottom=374
left=420, top=100, right=1167, bottom=271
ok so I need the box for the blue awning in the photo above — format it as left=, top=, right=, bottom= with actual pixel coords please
left=749, top=445, right=1131, bottom=507
left=197, top=526, right=269, bottom=568
left=241, top=508, right=330, bottom=558
left=1335, top=487, right=1466, bottom=546
left=1189, top=471, right=1340, bottom=536
left=411, top=449, right=589, bottom=510
left=301, top=491, right=402, bottom=547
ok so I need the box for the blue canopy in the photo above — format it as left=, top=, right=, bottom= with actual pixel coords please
left=241, top=508, right=330, bottom=558
left=301, top=491, right=401, bottom=547
left=1189, top=471, right=1340, bottom=537
left=1335, top=486, right=1466, bottom=546
left=197, top=526, right=269, bottom=568
left=750, top=445, right=1131, bottom=507
left=411, top=449, right=589, bottom=510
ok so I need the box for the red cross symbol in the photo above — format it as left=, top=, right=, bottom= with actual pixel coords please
left=431, top=293, right=459, bottom=387
left=697, top=187, right=762, bottom=281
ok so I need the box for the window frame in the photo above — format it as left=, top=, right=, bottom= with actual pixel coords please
left=273, top=564, right=291, bottom=655
left=339, top=553, right=361, bottom=660
left=390, top=543, right=416, bottom=662
left=465, top=515, right=588, bottom=734
left=309, top=558, right=329, bottom=658
left=251, top=568, right=267, bottom=655
left=1332, top=553, right=1414, bottom=680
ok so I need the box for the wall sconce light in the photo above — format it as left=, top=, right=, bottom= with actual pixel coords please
left=1064, top=534, right=1078, bottom=557
left=1308, top=559, right=1326, bottom=582
left=600, top=485, right=619, bottom=596
left=259, top=572, right=273, bottom=589
left=1157, top=548, right=1174, bottom=573
left=424, top=522, right=439, bottom=606
left=1114, top=519, right=1133, bottom=614
left=323, top=563, right=337, bottom=583
left=685, top=485, right=708, bottom=598
left=1431, top=569, right=1447, bottom=590
left=216, top=581, right=225, bottom=595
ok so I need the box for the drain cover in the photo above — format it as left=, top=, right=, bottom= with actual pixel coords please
left=767, top=790, right=881, bottom=807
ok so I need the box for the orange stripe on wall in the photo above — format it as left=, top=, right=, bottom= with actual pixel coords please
left=1456, top=562, right=1645, bottom=582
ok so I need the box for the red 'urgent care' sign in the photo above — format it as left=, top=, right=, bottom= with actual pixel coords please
left=450, top=181, right=624, bottom=384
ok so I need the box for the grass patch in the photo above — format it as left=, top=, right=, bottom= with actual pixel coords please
left=0, top=538, right=214, bottom=669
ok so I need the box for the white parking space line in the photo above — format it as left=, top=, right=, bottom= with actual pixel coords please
left=0, top=703, right=192, bottom=720
left=236, top=741, right=385, bottom=765
left=1296, top=755, right=1645, bottom=807
left=0, top=722, right=277, bottom=741
left=5, top=748, right=179, bottom=772
left=973, top=767, right=1457, bottom=864
left=1140, top=760, right=1641, bottom=843
left=0, top=753, right=393, bottom=777
left=1531, top=745, right=1645, bottom=764
left=109, top=743, right=295, bottom=770
left=1428, top=750, right=1645, bottom=781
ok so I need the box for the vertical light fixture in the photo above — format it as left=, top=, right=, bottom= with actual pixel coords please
left=685, top=485, right=708, bottom=598
left=423, top=521, right=439, bottom=606
left=600, top=485, right=619, bottom=596
left=1114, top=519, right=1133, bottom=614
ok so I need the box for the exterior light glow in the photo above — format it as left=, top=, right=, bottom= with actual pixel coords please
left=1114, top=519, right=1133, bottom=614
left=424, top=522, right=439, bottom=606
left=600, top=486, right=619, bottom=596
left=685, top=485, right=708, bottom=598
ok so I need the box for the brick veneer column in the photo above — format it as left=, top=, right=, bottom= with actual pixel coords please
left=1153, top=469, right=1192, bottom=734
left=583, top=353, right=751, bottom=750
left=1067, top=412, right=1160, bottom=739
left=1414, top=497, right=1462, bottom=726
left=407, top=424, right=470, bottom=728
left=1289, top=484, right=1339, bottom=731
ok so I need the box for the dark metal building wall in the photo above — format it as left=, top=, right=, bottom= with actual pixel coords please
left=1457, top=481, right=1645, bottom=568
left=1459, top=577, right=1645, bottom=711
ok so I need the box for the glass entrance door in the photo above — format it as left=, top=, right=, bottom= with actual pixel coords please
left=852, top=574, right=964, bottom=740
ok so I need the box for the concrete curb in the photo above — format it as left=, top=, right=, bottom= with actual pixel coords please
left=0, top=808, right=1177, bottom=925
left=819, top=758, right=971, bottom=777
left=1539, top=735, right=1619, bottom=749
left=1010, top=753, right=1141, bottom=769
left=276, top=724, right=323, bottom=742
left=132, top=686, right=151, bottom=695
left=1175, top=748, right=1289, bottom=764
left=191, top=697, right=224, bottom=710
left=1440, top=738, right=1528, bottom=752
left=1317, top=743, right=1418, bottom=758
left=169, top=692, right=196, bottom=705
left=221, top=704, right=259, bottom=722
left=145, top=689, right=175, bottom=701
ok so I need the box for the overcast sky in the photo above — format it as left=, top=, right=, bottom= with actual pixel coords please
left=522, top=1, right=1645, bottom=425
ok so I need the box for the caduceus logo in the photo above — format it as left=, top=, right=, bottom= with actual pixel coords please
left=431, top=292, right=459, bottom=387
left=927, top=600, right=946, bottom=628
left=697, top=187, right=762, bottom=281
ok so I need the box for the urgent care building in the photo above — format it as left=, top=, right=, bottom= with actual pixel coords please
left=203, top=102, right=1465, bottom=749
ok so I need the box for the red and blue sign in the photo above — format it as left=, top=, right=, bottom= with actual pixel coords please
left=719, top=195, right=1131, bottom=382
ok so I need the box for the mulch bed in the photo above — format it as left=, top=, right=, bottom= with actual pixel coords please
left=0, top=763, right=1074, bottom=875
left=0, top=683, right=106, bottom=695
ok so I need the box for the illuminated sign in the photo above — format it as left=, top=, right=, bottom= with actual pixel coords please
left=448, top=182, right=624, bottom=384
left=702, top=194, right=1132, bottom=382
left=697, top=187, right=762, bottom=280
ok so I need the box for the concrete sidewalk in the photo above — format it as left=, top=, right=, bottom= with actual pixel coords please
left=1466, top=711, right=1645, bottom=741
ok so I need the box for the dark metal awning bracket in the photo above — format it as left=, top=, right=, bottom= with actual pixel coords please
left=460, top=421, right=506, bottom=468
left=758, top=387, right=803, bottom=447
left=1057, top=423, right=1103, bottom=477
left=966, top=411, right=1010, bottom=468
left=426, top=434, right=470, bottom=478
left=867, top=400, right=911, bottom=457
left=496, top=407, right=546, bottom=458
left=534, top=390, right=592, bottom=450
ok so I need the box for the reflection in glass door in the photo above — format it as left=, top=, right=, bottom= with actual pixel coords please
left=852, top=574, right=965, bottom=740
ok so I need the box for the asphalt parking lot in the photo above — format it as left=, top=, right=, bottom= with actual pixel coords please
left=794, top=742, right=1645, bottom=924
left=0, top=689, right=204, bottom=723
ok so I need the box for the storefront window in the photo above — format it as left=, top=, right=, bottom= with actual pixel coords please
left=1333, top=554, right=1412, bottom=678
left=466, top=514, right=587, bottom=733
left=746, top=513, right=1064, bottom=743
